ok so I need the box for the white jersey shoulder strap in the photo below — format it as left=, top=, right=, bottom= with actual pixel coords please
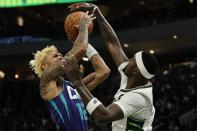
left=118, top=62, right=129, bottom=89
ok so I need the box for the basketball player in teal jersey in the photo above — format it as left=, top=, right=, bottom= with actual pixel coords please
left=67, top=3, right=159, bottom=131
left=29, top=11, right=110, bottom=131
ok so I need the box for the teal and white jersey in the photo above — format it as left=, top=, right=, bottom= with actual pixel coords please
left=112, top=62, right=155, bottom=131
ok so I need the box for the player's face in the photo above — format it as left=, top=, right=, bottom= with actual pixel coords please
left=45, top=51, right=63, bottom=65
left=124, top=57, right=138, bottom=77
left=128, top=57, right=137, bottom=70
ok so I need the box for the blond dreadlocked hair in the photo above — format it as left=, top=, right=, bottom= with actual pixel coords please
left=29, top=45, right=58, bottom=78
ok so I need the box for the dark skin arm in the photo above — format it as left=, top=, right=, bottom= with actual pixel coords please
left=69, top=3, right=129, bottom=67
left=73, top=80, right=124, bottom=123
left=63, top=55, right=124, bottom=123
left=96, top=9, right=128, bottom=67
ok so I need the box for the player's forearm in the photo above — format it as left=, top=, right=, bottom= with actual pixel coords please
left=95, top=9, right=121, bottom=48
left=87, top=54, right=110, bottom=90
left=69, top=25, right=89, bottom=60
left=83, top=71, right=109, bottom=91
left=72, top=80, right=94, bottom=104
left=90, top=54, right=110, bottom=75
left=83, top=45, right=110, bottom=91
left=94, top=8, right=128, bottom=66
left=72, top=80, right=110, bottom=117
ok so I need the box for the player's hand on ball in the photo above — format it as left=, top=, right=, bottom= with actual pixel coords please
left=64, top=11, right=94, bottom=41
left=69, top=3, right=98, bottom=13
left=79, top=11, right=96, bottom=29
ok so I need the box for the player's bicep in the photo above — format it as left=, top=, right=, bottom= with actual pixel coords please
left=107, top=43, right=128, bottom=67
left=106, top=103, right=125, bottom=120
left=113, top=100, right=137, bottom=117
left=93, top=103, right=124, bottom=124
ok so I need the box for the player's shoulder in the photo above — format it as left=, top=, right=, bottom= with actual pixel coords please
left=119, top=91, right=148, bottom=107
left=118, top=62, right=129, bottom=72
left=64, top=80, right=73, bottom=87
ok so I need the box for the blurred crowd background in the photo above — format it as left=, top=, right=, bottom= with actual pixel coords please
left=0, top=0, right=197, bottom=131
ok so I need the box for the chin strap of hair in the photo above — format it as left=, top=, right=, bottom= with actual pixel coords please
left=135, top=51, right=155, bottom=79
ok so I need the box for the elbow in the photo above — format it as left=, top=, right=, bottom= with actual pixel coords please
left=96, top=68, right=110, bottom=83
left=79, top=46, right=87, bottom=55
left=91, top=106, right=112, bottom=124
left=75, top=47, right=87, bottom=59
left=95, top=119, right=109, bottom=124
left=94, top=115, right=111, bottom=124
left=101, top=68, right=111, bottom=79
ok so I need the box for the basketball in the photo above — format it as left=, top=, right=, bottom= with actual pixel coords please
left=64, top=11, right=94, bottom=41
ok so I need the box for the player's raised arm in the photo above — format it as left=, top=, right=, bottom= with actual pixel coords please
left=95, top=9, right=129, bottom=67
left=69, top=3, right=128, bottom=67
left=65, top=11, right=95, bottom=61
left=82, top=44, right=110, bottom=91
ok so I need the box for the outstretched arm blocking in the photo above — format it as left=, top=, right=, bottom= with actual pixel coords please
left=95, top=8, right=128, bottom=67
left=69, top=3, right=129, bottom=67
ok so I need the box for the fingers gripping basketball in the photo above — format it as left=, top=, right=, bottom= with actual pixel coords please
left=64, top=11, right=94, bottom=41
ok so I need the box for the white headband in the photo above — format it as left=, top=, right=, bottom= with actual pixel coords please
left=135, top=51, right=155, bottom=79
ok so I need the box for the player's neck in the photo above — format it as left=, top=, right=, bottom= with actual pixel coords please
left=57, top=77, right=64, bottom=89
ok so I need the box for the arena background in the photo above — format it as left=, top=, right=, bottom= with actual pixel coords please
left=0, top=0, right=197, bottom=130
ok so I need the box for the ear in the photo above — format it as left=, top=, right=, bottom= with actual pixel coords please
left=133, top=67, right=139, bottom=75
left=41, top=64, right=48, bottom=70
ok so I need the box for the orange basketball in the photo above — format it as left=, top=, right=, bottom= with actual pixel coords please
left=64, top=11, right=93, bottom=41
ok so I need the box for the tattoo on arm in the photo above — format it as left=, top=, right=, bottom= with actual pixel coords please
left=39, top=64, right=65, bottom=96
left=64, top=23, right=88, bottom=61
left=82, top=73, right=96, bottom=91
